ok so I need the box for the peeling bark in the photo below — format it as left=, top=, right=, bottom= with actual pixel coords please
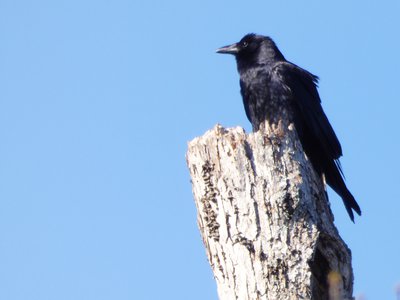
left=186, top=123, right=354, bottom=300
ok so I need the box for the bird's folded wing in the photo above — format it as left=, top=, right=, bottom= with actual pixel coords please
left=272, top=62, right=343, bottom=161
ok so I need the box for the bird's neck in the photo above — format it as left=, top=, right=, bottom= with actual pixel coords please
left=237, top=61, right=272, bottom=77
left=237, top=52, right=285, bottom=75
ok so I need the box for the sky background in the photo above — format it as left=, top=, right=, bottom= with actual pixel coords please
left=0, top=1, right=399, bottom=299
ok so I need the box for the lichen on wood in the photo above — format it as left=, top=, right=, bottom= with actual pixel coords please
left=186, top=123, right=354, bottom=300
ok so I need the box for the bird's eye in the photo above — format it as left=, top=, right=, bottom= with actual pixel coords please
left=242, top=41, right=248, bottom=48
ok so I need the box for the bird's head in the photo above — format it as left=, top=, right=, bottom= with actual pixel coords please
left=216, top=34, right=285, bottom=70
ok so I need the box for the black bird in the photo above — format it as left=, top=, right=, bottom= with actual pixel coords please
left=217, top=34, right=361, bottom=222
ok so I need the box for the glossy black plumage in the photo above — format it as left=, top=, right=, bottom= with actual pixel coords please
left=217, top=34, right=361, bottom=221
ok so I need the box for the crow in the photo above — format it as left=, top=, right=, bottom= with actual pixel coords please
left=217, top=34, right=361, bottom=222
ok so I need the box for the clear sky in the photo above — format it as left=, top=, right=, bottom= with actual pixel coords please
left=1, top=1, right=399, bottom=299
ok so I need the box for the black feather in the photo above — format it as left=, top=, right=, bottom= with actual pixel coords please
left=217, top=34, right=361, bottom=221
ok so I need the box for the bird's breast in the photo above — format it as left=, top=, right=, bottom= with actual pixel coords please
left=240, top=69, right=292, bottom=131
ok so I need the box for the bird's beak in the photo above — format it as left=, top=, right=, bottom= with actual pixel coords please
left=216, top=43, right=240, bottom=55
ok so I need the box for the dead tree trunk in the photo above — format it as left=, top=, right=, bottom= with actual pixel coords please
left=186, top=123, right=354, bottom=300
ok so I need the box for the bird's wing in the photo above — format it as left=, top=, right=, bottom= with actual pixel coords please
left=272, top=61, right=343, bottom=160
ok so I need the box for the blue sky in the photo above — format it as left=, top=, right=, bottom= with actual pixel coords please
left=1, top=1, right=399, bottom=299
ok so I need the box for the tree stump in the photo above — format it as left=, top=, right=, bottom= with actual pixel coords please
left=186, top=123, right=354, bottom=300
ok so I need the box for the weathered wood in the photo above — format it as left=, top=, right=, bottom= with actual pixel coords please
left=186, top=122, right=354, bottom=300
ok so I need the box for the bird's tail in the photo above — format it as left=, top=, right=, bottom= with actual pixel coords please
left=326, top=163, right=361, bottom=222
left=338, top=187, right=361, bottom=223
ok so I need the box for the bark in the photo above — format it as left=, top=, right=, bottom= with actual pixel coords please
left=186, top=122, right=354, bottom=300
